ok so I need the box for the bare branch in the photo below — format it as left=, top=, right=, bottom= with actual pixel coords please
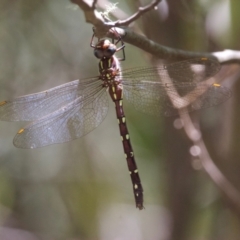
left=114, top=0, right=162, bottom=27
left=70, top=1, right=240, bottom=63
left=70, top=0, right=162, bottom=37
left=112, top=28, right=240, bottom=64
left=212, top=50, right=240, bottom=64
left=108, top=29, right=240, bottom=64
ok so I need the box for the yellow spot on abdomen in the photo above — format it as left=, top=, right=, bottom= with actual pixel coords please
left=100, top=61, right=103, bottom=69
left=108, top=59, right=111, bottom=68
left=0, top=101, right=7, bottom=106
left=213, top=83, right=221, bottom=87
left=18, top=128, right=24, bottom=134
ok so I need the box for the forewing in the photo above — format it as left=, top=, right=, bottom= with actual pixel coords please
left=0, top=77, right=99, bottom=121
left=13, top=87, right=108, bottom=148
left=123, top=82, right=231, bottom=117
left=122, top=57, right=231, bottom=116
left=122, top=58, right=220, bottom=84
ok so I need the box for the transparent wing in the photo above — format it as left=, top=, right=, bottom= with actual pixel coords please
left=122, top=57, right=231, bottom=116
left=123, top=82, right=231, bottom=117
left=0, top=77, right=100, bottom=121
left=122, top=58, right=220, bottom=83
left=13, top=86, right=108, bottom=148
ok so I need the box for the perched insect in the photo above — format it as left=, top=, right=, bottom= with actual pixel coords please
left=0, top=30, right=231, bottom=210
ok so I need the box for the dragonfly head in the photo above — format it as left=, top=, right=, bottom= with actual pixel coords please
left=94, top=39, right=117, bottom=59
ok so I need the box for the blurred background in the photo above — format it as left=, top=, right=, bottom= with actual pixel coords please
left=0, top=0, right=240, bottom=239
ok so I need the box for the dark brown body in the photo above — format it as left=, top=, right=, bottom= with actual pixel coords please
left=94, top=38, right=144, bottom=209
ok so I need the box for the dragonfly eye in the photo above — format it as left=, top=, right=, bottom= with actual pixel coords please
left=104, top=45, right=116, bottom=57
left=93, top=38, right=117, bottom=59
left=94, top=49, right=103, bottom=59
left=94, top=44, right=117, bottom=59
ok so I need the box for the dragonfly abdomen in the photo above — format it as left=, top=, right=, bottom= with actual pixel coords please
left=114, top=99, right=144, bottom=210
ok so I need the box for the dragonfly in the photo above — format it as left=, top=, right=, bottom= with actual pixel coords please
left=0, top=31, right=231, bottom=210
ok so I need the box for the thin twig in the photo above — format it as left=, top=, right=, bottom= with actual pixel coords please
left=180, top=112, right=240, bottom=213
left=114, top=0, right=161, bottom=27
left=165, top=66, right=240, bottom=213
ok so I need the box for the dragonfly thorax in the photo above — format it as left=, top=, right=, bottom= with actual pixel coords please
left=99, top=55, right=121, bottom=77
